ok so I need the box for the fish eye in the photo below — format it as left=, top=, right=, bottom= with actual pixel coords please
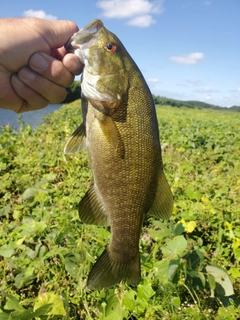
left=105, top=42, right=117, bottom=53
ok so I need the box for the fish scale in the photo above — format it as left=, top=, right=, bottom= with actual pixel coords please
left=64, top=19, right=173, bottom=289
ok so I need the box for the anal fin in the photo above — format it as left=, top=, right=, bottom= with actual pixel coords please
left=148, top=169, right=173, bottom=220
left=79, top=184, right=109, bottom=226
left=64, top=122, right=86, bottom=154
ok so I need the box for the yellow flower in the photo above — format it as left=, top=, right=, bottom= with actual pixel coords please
left=179, top=219, right=197, bottom=233
left=232, top=238, right=240, bottom=249
left=225, top=222, right=233, bottom=231
left=201, top=197, right=208, bottom=203
left=16, top=237, right=25, bottom=246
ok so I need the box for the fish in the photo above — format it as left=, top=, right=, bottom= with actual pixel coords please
left=64, top=19, right=173, bottom=290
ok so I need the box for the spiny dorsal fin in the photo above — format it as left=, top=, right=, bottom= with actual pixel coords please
left=79, top=184, right=109, bottom=226
left=148, top=169, right=173, bottom=220
left=64, top=122, right=86, bottom=154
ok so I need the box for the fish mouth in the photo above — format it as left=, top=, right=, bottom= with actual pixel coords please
left=65, top=19, right=103, bottom=52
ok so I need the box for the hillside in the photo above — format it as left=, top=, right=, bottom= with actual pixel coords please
left=152, top=94, right=240, bottom=112
left=64, top=81, right=240, bottom=111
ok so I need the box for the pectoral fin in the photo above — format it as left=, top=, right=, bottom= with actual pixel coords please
left=64, top=122, right=86, bottom=154
left=148, top=169, right=173, bottom=219
left=79, top=184, right=109, bottom=226
left=97, top=114, right=125, bottom=159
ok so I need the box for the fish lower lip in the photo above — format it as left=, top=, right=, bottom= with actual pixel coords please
left=64, top=37, right=74, bottom=52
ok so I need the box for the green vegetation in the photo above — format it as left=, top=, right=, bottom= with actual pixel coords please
left=62, top=81, right=240, bottom=112
left=152, top=94, right=240, bottom=112
left=63, top=81, right=81, bottom=104
left=0, top=101, right=239, bottom=319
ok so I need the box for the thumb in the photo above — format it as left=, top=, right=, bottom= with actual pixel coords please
left=38, top=19, right=79, bottom=49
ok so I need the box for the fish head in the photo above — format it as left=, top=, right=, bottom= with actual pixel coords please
left=66, top=19, right=130, bottom=107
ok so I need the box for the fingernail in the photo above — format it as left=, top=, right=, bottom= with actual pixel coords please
left=30, top=53, right=48, bottom=70
left=19, top=67, right=36, bottom=81
left=11, top=74, right=25, bottom=87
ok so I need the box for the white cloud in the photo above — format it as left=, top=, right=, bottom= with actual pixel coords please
left=128, top=15, right=156, bottom=27
left=204, top=1, right=212, bottom=6
left=23, top=9, right=57, bottom=20
left=186, top=79, right=203, bottom=86
left=194, top=86, right=218, bottom=93
left=146, top=77, right=161, bottom=83
left=170, top=52, right=204, bottom=65
left=97, top=0, right=164, bottom=27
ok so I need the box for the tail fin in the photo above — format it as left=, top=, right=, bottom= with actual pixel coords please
left=87, top=247, right=140, bottom=290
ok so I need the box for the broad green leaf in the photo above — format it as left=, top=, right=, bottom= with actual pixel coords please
left=229, top=267, right=240, bottom=279
left=233, top=246, right=240, bottom=260
left=0, top=204, right=11, bottom=217
left=4, top=295, right=25, bottom=313
left=14, top=270, right=36, bottom=289
left=64, top=260, right=79, bottom=278
left=162, top=235, right=187, bottom=259
left=185, top=186, right=202, bottom=201
left=168, top=258, right=180, bottom=283
left=137, top=282, right=155, bottom=301
left=12, top=309, right=35, bottom=320
left=0, top=242, right=17, bottom=258
left=171, top=296, right=181, bottom=307
left=206, top=265, right=234, bottom=297
left=207, top=273, right=216, bottom=297
left=148, top=220, right=171, bottom=240
left=0, top=312, right=10, bottom=320
left=104, top=293, right=127, bottom=318
left=32, top=304, right=53, bottom=317
left=154, top=260, right=169, bottom=283
left=135, top=295, right=148, bottom=314
left=34, top=292, right=65, bottom=315
left=174, top=222, right=185, bottom=235
left=104, top=312, right=123, bottom=320
left=196, top=271, right=206, bottom=288
left=122, top=289, right=136, bottom=311
left=0, top=162, right=7, bottom=170
left=22, top=187, right=39, bottom=199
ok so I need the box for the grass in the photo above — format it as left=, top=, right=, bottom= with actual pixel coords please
left=0, top=101, right=239, bottom=319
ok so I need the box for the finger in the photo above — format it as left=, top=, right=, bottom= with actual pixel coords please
left=17, top=67, right=67, bottom=103
left=29, top=52, right=74, bottom=87
left=36, top=19, right=79, bottom=48
left=11, top=74, right=49, bottom=112
left=62, top=53, right=83, bottom=75
left=53, top=48, right=83, bottom=75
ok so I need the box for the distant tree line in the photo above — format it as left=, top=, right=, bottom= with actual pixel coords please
left=63, top=81, right=240, bottom=112
left=152, top=94, right=240, bottom=112
left=63, top=81, right=81, bottom=103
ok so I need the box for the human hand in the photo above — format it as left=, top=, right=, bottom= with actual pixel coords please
left=0, top=18, right=83, bottom=113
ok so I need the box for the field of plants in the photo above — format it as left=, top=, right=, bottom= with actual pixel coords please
left=0, top=101, right=239, bottom=319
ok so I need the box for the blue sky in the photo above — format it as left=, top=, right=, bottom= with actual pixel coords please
left=1, top=0, right=240, bottom=107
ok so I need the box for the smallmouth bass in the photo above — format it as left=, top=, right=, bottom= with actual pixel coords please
left=64, top=19, right=173, bottom=290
